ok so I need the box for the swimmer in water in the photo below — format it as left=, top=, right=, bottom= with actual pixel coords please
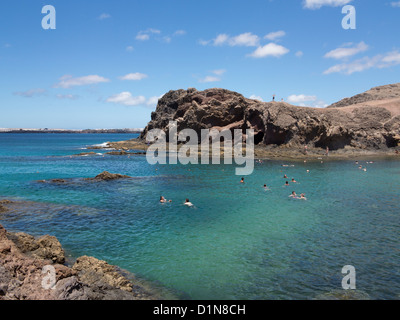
left=300, top=193, right=307, bottom=200
left=284, top=174, right=288, bottom=179
left=291, top=178, right=297, bottom=183
left=285, top=181, right=290, bottom=186
left=289, top=191, right=297, bottom=198
left=160, top=196, right=172, bottom=203
left=184, top=198, right=193, bottom=207
left=240, top=177, right=245, bottom=183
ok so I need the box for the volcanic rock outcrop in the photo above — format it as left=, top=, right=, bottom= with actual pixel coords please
left=140, top=84, right=400, bottom=150
left=0, top=224, right=159, bottom=300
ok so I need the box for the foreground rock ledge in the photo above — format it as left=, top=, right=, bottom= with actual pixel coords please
left=0, top=224, right=158, bottom=300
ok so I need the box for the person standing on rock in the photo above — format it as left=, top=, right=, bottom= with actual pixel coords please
left=326, top=146, right=329, bottom=156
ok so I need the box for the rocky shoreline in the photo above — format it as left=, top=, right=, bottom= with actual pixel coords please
left=0, top=219, right=166, bottom=300
left=97, top=138, right=400, bottom=162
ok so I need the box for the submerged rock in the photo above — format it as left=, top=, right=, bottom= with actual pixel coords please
left=37, top=171, right=132, bottom=185
left=105, top=150, right=129, bottom=156
left=88, top=171, right=131, bottom=181
left=314, top=289, right=371, bottom=300
left=72, top=152, right=98, bottom=157
left=37, top=178, right=68, bottom=184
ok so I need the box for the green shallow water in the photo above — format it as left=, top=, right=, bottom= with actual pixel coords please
left=0, top=133, right=399, bottom=299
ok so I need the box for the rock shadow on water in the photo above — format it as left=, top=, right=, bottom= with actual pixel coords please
left=0, top=198, right=103, bottom=223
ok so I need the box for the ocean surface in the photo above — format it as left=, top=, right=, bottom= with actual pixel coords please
left=0, top=133, right=399, bottom=300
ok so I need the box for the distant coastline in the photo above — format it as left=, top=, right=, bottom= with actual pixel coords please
left=0, top=128, right=143, bottom=134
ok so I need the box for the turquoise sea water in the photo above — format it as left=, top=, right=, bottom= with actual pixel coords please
left=0, top=133, right=399, bottom=300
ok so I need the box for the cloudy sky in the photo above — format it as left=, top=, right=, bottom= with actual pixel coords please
left=1, top=0, right=400, bottom=129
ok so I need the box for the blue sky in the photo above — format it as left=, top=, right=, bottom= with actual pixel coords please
left=1, top=0, right=400, bottom=129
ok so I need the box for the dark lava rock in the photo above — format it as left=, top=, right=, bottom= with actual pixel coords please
left=140, top=85, right=400, bottom=151
left=87, top=171, right=131, bottom=181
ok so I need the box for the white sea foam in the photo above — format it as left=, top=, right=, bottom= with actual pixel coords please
left=92, top=142, right=110, bottom=148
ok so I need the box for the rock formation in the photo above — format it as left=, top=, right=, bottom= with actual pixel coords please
left=87, top=171, right=131, bottom=181
left=0, top=224, right=160, bottom=300
left=140, top=84, right=400, bottom=151
left=37, top=171, right=132, bottom=184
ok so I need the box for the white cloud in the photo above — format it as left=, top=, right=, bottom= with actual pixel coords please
left=136, top=33, right=150, bottom=41
left=211, top=33, right=260, bottom=47
left=213, top=34, right=230, bottom=46
left=229, top=32, right=260, bottom=47
left=199, top=76, right=221, bottom=83
left=303, top=0, right=352, bottom=9
left=198, top=39, right=210, bottom=46
left=146, top=95, right=162, bottom=108
left=56, top=94, right=78, bottom=100
left=119, top=73, right=148, bottom=81
left=287, top=94, right=317, bottom=103
left=106, top=92, right=147, bottom=106
left=323, top=51, right=400, bottom=75
left=173, top=30, right=186, bottom=36
left=264, top=30, right=286, bottom=41
left=14, top=88, right=46, bottom=98
left=136, top=28, right=161, bottom=41
left=381, top=51, right=400, bottom=64
left=106, top=92, right=160, bottom=107
left=212, top=69, right=226, bottom=76
left=391, top=1, right=400, bottom=7
left=98, top=13, right=111, bottom=20
left=249, top=95, right=264, bottom=102
left=55, top=75, right=110, bottom=88
left=295, top=51, right=304, bottom=57
left=287, top=94, right=327, bottom=108
left=324, top=42, right=369, bottom=60
left=248, top=43, right=289, bottom=58
left=198, top=69, right=226, bottom=83
left=126, top=46, right=134, bottom=52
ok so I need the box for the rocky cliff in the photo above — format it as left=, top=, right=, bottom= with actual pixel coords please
left=140, top=84, right=400, bottom=151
